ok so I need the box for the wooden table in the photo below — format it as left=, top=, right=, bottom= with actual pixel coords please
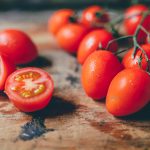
left=0, top=11, right=149, bottom=150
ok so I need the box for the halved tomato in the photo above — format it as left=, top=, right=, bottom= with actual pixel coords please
left=0, top=54, right=16, bottom=90
left=5, top=67, right=54, bottom=112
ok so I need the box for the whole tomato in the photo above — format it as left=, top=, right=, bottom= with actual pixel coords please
left=77, top=29, right=118, bottom=65
left=106, top=68, right=150, bottom=116
left=0, top=29, right=38, bottom=65
left=48, top=9, right=75, bottom=35
left=80, top=5, right=109, bottom=29
left=56, top=23, right=87, bottom=53
left=122, top=44, right=150, bottom=71
left=123, top=4, right=150, bottom=43
left=81, top=50, right=123, bottom=100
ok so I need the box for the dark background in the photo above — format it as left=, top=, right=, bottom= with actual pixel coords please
left=0, top=0, right=150, bottom=10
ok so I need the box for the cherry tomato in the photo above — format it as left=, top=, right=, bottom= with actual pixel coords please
left=77, top=29, right=118, bottom=65
left=122, top=44, right=150, bottom=71
left=48, top=9, right=75, bottom=35
left=123, top=4, right=150, bottom=43
left=106, top=68, right=150, bottom=116
left=80, top=5, right=109, bottom=29
left=81, top=50, right=123, bottom=100
left=5, top=67, right=54, bottom=112
left=0, top=54, right=16, bottom=90
left=0, top=29, right=38, bottom=65
left=56, top=23, right=87, bottom=53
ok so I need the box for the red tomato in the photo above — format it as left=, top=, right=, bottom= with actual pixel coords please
left=0, top=54, right=16, bottom=90
left=106, top=68, right=150, bottom=116
left=80, top=5, right=109, bottom=29
left=5, top=67, right=54, bottom=112
left=81, top=50, right=123, bottom=100
left=48, top=9, right=75, bottom=35
left=77, top=29, right=118, bottom=65
left=123, top=4, right=150, bottom=43
left=0, top=29, right=38, bottom=65
left=56, top=23, right=87, bottom=53
left=122, top=44, right=150, bottom=71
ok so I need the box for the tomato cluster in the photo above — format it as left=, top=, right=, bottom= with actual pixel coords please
left=0, top=29, right=54, bottom=112
left=49, top=4, right=150, bottom=117
left=1, top=4, right=150, bottom=116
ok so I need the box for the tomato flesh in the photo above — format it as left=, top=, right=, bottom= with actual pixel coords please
left=5, top=67, right=54, bottom=112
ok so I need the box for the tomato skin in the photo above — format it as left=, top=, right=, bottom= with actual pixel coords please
left=0, top=54, right=16, bottom=90
left=123, top=4, right=150, bottom=43
left=80, top=5, right=109, bottom=29
left=77, top=29, right=118, bottom=65
left=81, top=50, right=123, bottom=100
left=5, top=67, right=54, bottom=112
left=48, top=9, right=75, bottom=35
left=122, top=44, right=150, bottom=71
left=0, top=29, right=38, bottom=65
left=106, top=68, right=150, bottom=116
left=56, top=23, right=88, bottom=53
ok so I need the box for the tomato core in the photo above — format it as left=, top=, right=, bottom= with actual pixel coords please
left=11, top=71, right=46, bottom=98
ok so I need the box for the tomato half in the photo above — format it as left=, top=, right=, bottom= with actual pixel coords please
left=77, top=29, right=118, bottom=65
left=122, top=44, right=150, bottom=71
left=123, top=4, right=150, bottom=43
left=80, top=5, right=109, bottom=29
left=56, top=23, right=88, bottom=53
left=48, top=9, right=75, bottom=35
left=0, top=29, right=38, bottom=65
left=5, top=67, right=54, bottom=112
left=81, top=50, right=123, bottom=100
left=0, top=54, right=16, bottom=90
left=106, top=68, right=150, bottom=116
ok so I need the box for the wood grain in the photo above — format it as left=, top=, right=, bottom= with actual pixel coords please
left=0, top=11, right=149, bottom=150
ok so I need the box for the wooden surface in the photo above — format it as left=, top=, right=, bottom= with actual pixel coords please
left=0, top=11, right=149, bottom=150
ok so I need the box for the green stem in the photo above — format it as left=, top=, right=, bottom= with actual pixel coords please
left=132, top=11, right=149, bottom=59
left=106, top=35, right=133, bottom=50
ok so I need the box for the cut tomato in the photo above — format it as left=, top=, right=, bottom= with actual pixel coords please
left=5, top=67, right=54, bottom=112
left=0, top=54, right=16, bottom=90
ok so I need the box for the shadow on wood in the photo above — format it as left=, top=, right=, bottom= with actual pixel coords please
left=18, top=56, right=52, bottom=68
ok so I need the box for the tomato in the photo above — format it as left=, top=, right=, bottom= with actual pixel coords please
left=56, top=23, right=87, bottom=53
left=80, top=5, right=109, bottom=29
left=0, top=54, right=16, bottom=90
left=81, top=50, right=123, bottom=100
left=0, top=29, right=38, bottom=65
left=106, top=68, right=150, bottom=116
left=122, top=44, right=150, bottom=71
left=123, top=4, right=150, bottom=43
left=48, top=9, right=75, bottom=35
left=77, top=29, right=118, bottom=65
left=5, top=67, right=54, bottom=112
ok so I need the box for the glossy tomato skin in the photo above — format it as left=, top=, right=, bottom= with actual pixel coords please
left=122, top=44, right=150, bottom=71
left=56, top=23, right=88, bottom=53
left=77, top=29, right=118, bottom=65
left=0, top=54, right=16, bottom=90
left=81, top=50, right=123, bottom=100
left=80, top=5, right=109, bottom=29
left=124, top=4, right=150, bottom=43
left=5, top=67, right=54, bottom=112
left=0, top=29, right=38, bottom=65
left=48, top=9, right=75, bottom=35
left=106, top=68, right=150, bottom=116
